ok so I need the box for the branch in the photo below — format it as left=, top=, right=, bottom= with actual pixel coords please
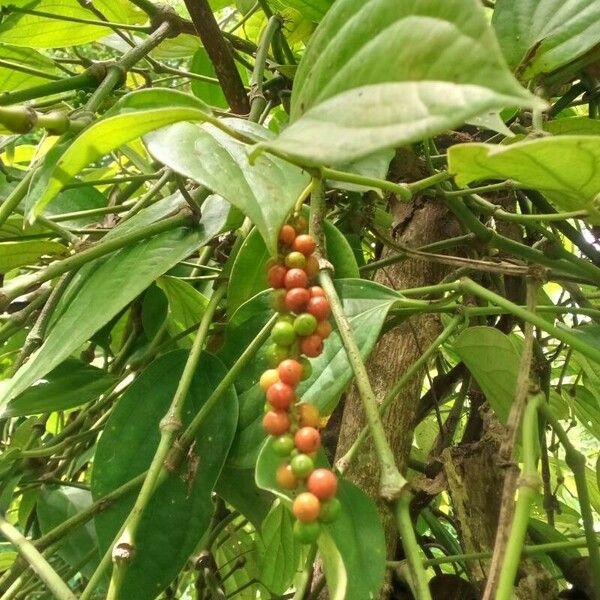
left=182, top=0, right=250, bottom=114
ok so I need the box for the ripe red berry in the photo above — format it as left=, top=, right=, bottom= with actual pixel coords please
left=285, top=288, right=311, bottom=313
left=310, top=286, right=325, bottom=298
left=279, top=224, right=296, bottom=247
left=298, top=404, right=320, bottom=428
left=278, top=359, right=303, bottom=387
left=293, top=492, right=321, bottom=522
left=295, top=426, right=321, bottom=453
left=307, top=296, right=330, bottom=320
left=307, top=469, right=337, bottom=500
left=284, top=268, right=309, bottom=290
left=276, top=464, right=298, bottom=489
left=293, top=234, right=316, bottom=256
left=300, top=334, right=323, bottom=358
left=315, top=320, right=332, bottom=339
left=263, top=410, right=291, bottom=435
left=266, top=381, right=295, bottom=410
left=267, top=264, right=287, bottom=289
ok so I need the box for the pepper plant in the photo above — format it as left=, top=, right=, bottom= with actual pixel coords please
left=0, top=0, right=600, bottom=598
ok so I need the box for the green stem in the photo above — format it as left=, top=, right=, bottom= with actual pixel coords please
left=0, top=169, right=33, bottom=229
left=443, top=195, right=597, bottom=281
left=0, top=59, right=61, bottom=82
left=0, top=516, right=76, bottom=600
left=85, top=21, right=173, bottom=113
left=442, top=181, right=521, bottom=198
left=465, top=193, right=588, bottom=223
left=337, top=315, right=463, bottom=472
left=322, top=167, right=412, bottom=200
left=6, top=5, right=151, bottom=31
left=311, top=179, right=406, bottom=498
left=394, top=490, right=432, bottom=600
left=104, top=285, right=227, bottom=599
left=539, top=404, right=600, bottom=599
left=62, top=173, right=161, bottom=189
left=1, top=211, right=191, bottom=307
left=169, top=312, right=278, bottom=464
left=494, top=393, right=544, bottom=600
left=407, top=170, right=452, bottom=193
left=386, top=537, right=597, bottom=568
left=0, top=68, right=104, bottom=106
left=459, top=278, right=600, bottom=364
left=248, top=15, right=282, bottom=122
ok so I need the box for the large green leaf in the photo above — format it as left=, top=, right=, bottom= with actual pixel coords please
left=0, top=0, right=144, bottom=48
left=448, top=136, right=600, bottom=220
left=1, top=359, right=115, bottom=418
left=0, top=239, right=66, bottom=272
left=492, top=0, right=600, bottom=80
left=454, top=326, right=520, bottom=422
left=257, top=502, right=302, bottom=595
left=0, top=43, right=61, bottom=92
left=271, top=0, right=333, bottom=22
left=145, top=119, right=310, bottom=255
left=0, top=194, right=229, bottom=407
left=92, top=350, right=238, bottom=600
left=227, top=216, right=359, bottom=315
left=37, top=486, right=99, bottom=580
left=29, top=89, right=212, bottom=218
left=255, top=0, right=540, bottom=166
left=326, top=480, right=386, bottom=600
left=223, top=279, right=399, bottom=468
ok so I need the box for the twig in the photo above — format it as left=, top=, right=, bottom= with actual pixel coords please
left=183, top=0, right=250, bottom=114
left=483, top=279, right=538, bottom=599
left=310, top=178, right=406, bottom=499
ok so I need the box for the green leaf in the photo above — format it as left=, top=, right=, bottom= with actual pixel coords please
left=214, top=466, right=273, bottom=527
left=157, top=275, right=208, bottom=341
left=190, top=48, right=228, bottom=108
left=568, top=386, right=600, bottom=440
left=326, top=480, right=386, bottom=600
left=255, top=0, right=540, bottom=166
left=257, top=502, right=302, bottom=595
left=1, top=359, right=115, bottom=418
left=545, top=117, right=600, bottom=136
left=0, top=239, right=66, bottom=272
left=492, top=0, right=600, bottom=80
left=227, top=215, right=359, bottom=315
left=37, top=486, right=99, bottom=579
left=454, top=326, right=520, bottom=422
left=0, top=0, right=144, bottom=48
left=448, top=136, right=600, bottom=220
left=318, top=531, right=347, bottom=600
left=92, top=350, right=238, bottom=600
left=0, top=194, right=229, bottom=407
left=224, top=279, right=399, bottom=468
left=29, top=89, right=212, bottom=218
left=145, top=119, right=310, bottom=255
left=0, top=43, right=61, bottom=91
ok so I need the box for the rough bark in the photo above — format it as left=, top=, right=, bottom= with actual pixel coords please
left=442, top=407, right=559, bottom=598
